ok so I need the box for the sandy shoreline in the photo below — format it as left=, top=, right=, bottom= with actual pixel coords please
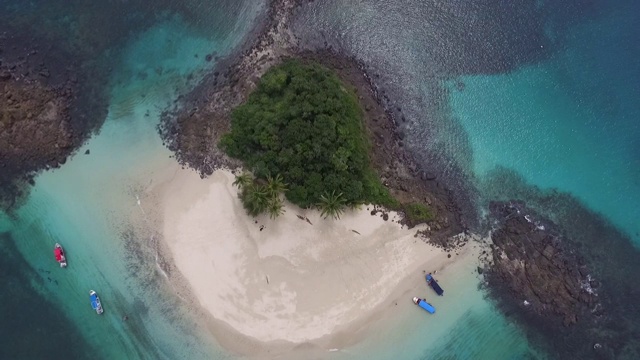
left=150, top=166, right=480, bottom=355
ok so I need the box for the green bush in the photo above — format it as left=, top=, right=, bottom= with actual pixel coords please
left=220, top=59, right=393, bottom=209
left=403, top=203, right=434, bottom=223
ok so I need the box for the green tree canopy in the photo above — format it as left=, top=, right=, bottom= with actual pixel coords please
left=317, top=190, right=347, bottom=220
left=220, top=60, right=394, bottom=209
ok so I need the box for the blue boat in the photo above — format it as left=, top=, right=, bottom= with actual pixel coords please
left=89, top=290, right=104, bottom=315
left=426, top=273, right=444, bottom=296
left=413, top=297, right=435, bottom=314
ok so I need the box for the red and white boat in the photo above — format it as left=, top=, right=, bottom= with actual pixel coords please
left=54, top=243, right=67, bottom=268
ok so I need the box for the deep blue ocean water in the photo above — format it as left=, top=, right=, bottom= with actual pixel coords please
left=1, top=0, right=639, bottom=359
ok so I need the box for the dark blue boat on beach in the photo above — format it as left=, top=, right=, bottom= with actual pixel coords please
left=426, top=273, right=444, bottom=296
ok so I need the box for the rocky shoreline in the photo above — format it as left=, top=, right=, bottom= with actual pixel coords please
left=485, top=201, right=600, bottom=325
left=159, top=0, right=465, bottom=242
left=482, top=201, right=640, bottom=359
left=479, top=169, right=640, bottom=359
left=160, top=0, right=304, bottom=174
left=0, top=30, right=109, bottom=210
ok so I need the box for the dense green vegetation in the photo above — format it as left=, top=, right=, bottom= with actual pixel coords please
left=222, top=59, right=432, bottom=222
left=233, top=172, right=286, bottom=219
left=221, top=60, right=395, bottom=210
left=317, top=190, right=348, bottom=220
left=403, top=202, right=434, bottom=224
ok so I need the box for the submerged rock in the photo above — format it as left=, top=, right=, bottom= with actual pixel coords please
left=0, top=33, right=108, bottom=210
left=0, top=78, right=73, bottom=203
left=486, top=201, right=599, bottom=327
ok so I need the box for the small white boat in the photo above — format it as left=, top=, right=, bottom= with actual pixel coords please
left=54, top=243, right=67, bottom=268
left=89, top=290, right=104, bottom=315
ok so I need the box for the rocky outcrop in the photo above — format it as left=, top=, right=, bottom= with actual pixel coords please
left=487, top=201, right=599, bottom=327
left=0, top=63, right=74, bottom=208
left=1, top=79, right=73, bottom=167
left=160, top=0, right=306, bottom=175
left=480, top=172, right=640, bottom=359
left=0, top=30, right=109, bottom=210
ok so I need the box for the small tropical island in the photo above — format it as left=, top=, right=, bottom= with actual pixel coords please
left=154, top=4, right=478, bottom=352
left=159, top=0, right=465, bottom=242
left=155, top=54, right=476, bottom=354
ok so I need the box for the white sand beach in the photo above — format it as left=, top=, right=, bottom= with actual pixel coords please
left=154, top=167, right=479, bottom=354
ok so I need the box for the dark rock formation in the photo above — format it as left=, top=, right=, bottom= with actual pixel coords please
left=0, top=78, right=73, bottom=170
left=480, top=201, right=640, bottom=359
left=487, top=201, right=599, bottom=327
left=480, top=168, right=640, bottom=359
left=0, top=29, right=109, bottom=210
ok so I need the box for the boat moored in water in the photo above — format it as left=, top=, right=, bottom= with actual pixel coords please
left=54, top=243, right=67, bottom=268
left=89, top=290, right=104, bottom=315
left=412, top=296, right=436, bottom=314
left=426, top=273, right=444, bottom=296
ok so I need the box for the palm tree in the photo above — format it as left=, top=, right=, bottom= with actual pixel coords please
left=317, top=190, right=347, bottom=220
left=243, top=184, right=270, bottom=217
left=266, top=173, right=287, bottom=197
left=233, top=172, right=253, bottom=189
left=267, top=197, right=285, bottom=219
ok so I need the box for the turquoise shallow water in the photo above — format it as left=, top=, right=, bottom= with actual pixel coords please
left=0, top=3, right=264, bottom=358
left=446, top=4, right=640, bottom=356
left=335, top=255, right=542, bottom=360
left=449, top=3, right=640, bottom=244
